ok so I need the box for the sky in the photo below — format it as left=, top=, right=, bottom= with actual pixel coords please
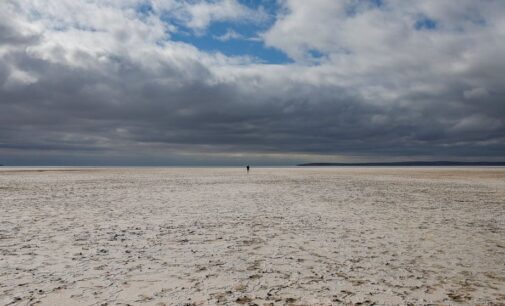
left=0, top=0, right=504, bottom=166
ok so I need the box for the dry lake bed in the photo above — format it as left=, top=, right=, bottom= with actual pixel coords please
left=0, top=167, right=504, bottom=305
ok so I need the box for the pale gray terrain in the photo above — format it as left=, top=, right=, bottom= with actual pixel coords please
left=0, top=167, right=504, bottom=305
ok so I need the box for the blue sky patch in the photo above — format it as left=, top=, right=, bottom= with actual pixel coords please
left=307, top=49, right=328, bottom=63
left=136, top=2, right=154, bottom=17
left=170, top=20, right=292, bottom=64
left=415, top=17, right=438, bottom=30
left=163, top=1, right=292, bottom=64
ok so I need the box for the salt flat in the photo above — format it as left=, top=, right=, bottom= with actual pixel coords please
left=0, top=167, right=504, bottom=305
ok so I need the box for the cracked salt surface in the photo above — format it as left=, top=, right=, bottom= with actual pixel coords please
left=0, top=167, right=504, bottom=305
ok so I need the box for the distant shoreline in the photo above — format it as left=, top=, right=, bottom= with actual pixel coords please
left=298, top=161, right=505, bottom=167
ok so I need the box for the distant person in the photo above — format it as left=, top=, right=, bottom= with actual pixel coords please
left=246, top=165, right=250, bottom=173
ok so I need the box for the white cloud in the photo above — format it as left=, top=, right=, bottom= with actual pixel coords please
left=213, top=29, right=244, bottom=41
left=261, top=0, right=505, bottom=107
left=3, top=68, right=38, bottom=88
left=183, top=0, right=258, bottom=30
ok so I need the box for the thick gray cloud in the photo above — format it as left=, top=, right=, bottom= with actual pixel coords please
left=0, top=0, right=504, bottom=165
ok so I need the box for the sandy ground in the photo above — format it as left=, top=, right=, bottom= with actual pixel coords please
left=0, top=167, right=504, bottom=306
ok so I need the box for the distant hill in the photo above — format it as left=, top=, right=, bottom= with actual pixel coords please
left=298, top=161, right=505, bottom=167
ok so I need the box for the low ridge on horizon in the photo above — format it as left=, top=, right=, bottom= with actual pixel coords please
left=298, top=161, right=505, bottom=166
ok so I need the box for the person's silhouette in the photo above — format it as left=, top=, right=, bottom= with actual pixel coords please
left=246, top=165, right=250, bottom=173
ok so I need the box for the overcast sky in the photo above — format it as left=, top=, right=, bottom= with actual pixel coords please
left=1, top=0, right=504, bottom=165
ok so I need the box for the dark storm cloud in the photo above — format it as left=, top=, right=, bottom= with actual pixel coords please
left=1, top=0, right=505, bottom=165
